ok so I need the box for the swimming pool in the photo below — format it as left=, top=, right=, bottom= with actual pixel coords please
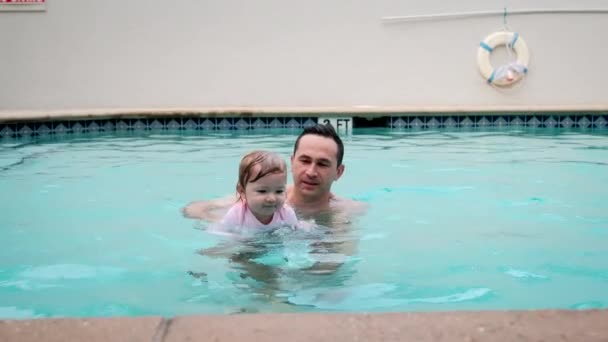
left=1, top=127, right=607, bottom=318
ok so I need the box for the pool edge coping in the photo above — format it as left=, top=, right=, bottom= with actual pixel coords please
left=1, top=309, right=607, bottom=341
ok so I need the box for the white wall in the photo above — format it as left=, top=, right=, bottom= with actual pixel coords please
left=1, top=0, right=607, bottom=112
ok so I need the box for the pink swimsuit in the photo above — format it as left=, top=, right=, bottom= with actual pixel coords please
left=221, top=201, right=298, bottom=230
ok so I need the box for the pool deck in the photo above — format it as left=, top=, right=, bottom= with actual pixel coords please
left=1, top=310, right=607, bottom=342
left=1, top=105, right=608, bottom=123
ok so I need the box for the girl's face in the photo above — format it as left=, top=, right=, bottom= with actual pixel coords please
left=241, top=171, right=287, bottom=224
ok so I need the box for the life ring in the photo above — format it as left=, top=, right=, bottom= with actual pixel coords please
left=477, top=31, right=530, bottom=87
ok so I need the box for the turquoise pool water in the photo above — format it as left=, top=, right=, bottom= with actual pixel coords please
left=1, top=128, right=607, bottom=318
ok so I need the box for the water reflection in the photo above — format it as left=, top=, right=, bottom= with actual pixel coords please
left=195, top=224, right=360, bottom=310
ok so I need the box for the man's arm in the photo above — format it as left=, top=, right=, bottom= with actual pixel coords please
left=330, top=196, right=369, bottom=222
left=182, top=195, right=236, bottom=221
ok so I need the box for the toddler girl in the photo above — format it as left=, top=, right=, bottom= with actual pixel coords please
left=220, top=150, right=298, bottom=230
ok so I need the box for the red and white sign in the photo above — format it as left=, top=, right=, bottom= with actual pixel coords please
left=0, top=0, right=45, bottom=11
left=0, top=0, right=45, bottom=3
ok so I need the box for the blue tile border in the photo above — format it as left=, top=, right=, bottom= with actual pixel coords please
left=389, top=115, right=608, bottom=129
left=0, top=117, right=318, bottom=139
left=0, top=114, right=607, bottom=139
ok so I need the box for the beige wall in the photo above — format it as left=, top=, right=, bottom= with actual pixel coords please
left=1, top=0, right=607, bottom=112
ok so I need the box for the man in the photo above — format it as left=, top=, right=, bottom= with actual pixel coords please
left=182, top=123, right=366, bottom=225
left=187, top=124, right=365, bottom=301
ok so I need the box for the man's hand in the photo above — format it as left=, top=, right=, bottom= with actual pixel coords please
left=182, top=196, right=235, bottom=221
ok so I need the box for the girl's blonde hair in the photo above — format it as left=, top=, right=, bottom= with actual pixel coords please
left=237, top=150, right=287, bottom=196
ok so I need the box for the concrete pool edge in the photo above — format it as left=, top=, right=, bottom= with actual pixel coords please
left=1, top=310, right=607, bottom=341
left=1, top=105, right=608, bottom=123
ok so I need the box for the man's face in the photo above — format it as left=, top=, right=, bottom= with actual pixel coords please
left=291, top=134, right=344, bottom=200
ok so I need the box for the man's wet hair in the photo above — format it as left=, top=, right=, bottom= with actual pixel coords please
left=293, top=123, right=344, bottom=166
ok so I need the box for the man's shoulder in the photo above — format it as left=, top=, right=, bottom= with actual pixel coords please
left=330, top=195, right=368, bottom=215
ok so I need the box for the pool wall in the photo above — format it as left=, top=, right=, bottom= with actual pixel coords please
left=1, top=111, right=606, bottom=139
left=2, top=0, right=608, bottom=113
